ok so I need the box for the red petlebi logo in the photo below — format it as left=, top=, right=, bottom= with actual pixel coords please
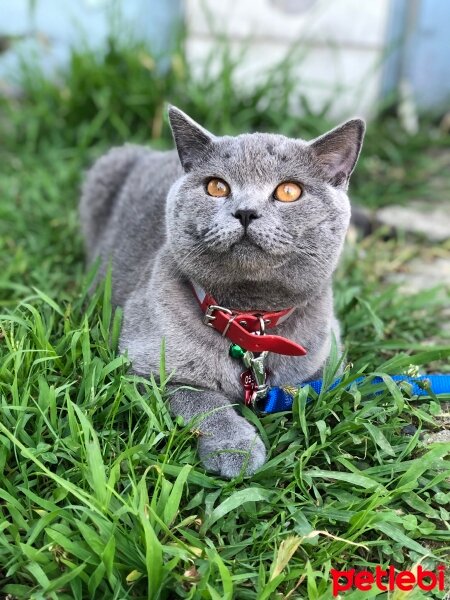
left=331, top=565, right=446, bottom=596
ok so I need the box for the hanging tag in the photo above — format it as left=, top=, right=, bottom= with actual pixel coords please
left=240, top=368, right=270, bottom=406
left=241, top=369, right=257, bottom=405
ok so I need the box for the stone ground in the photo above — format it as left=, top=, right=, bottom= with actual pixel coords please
left=353, top=147, right=450, bottom=296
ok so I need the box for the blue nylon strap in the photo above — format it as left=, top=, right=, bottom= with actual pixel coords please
left=261, top=374, right=450, bottom=414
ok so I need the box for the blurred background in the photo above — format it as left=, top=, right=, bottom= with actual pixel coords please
left=0, top=0, right=449, bottom=326
left=2, top=0, right=450, bottom=118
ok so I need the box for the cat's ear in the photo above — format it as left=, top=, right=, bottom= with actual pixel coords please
left=309, top=119, right=365, bottom=188
left=168, top=105, right=215, bottom=172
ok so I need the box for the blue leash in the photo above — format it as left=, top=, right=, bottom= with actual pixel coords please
left=261, top=374, right=450, bottom=414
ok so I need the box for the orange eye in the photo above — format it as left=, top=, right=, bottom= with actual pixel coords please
left=206, top=178, right=230, bottom=198
left=274, top=182, right=302, bottom=202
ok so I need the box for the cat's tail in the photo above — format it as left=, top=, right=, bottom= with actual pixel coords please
left=79, top=144, right=142, bottom=260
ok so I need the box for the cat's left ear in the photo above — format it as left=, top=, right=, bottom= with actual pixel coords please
left=309, top=119, right=365, bottom=188
left=168, top=105, right=215, bottom=172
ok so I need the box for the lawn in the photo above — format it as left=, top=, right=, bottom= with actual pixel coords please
left=0, top=39, right=450, bottom=599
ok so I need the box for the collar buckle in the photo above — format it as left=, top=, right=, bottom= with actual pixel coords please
left=203, top=304, right=232, bottom=327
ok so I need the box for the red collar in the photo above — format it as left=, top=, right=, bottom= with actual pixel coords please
left=191, top=283, right=307, bottom=356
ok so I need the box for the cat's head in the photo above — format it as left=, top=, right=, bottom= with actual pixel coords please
left=166, top=106, right=364, bottom=305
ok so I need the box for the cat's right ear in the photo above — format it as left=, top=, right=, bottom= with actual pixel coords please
left=309, top=118, right=365, bottom=189
left=168, top=106, right=215, bottom=172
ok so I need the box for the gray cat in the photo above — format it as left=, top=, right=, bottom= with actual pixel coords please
left=79, top=106, right=364, bottom=478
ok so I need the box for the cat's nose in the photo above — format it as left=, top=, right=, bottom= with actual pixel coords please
left=233, top=209, right=259, bottom=229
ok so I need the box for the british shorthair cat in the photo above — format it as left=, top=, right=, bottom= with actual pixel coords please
left=80, top=106, right=365, bottom=478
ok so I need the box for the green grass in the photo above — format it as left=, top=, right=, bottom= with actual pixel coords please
left=1, top=37, right=450, bottom=599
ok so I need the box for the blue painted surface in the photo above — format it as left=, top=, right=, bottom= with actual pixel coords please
left=404, top=0, right=450, bottom=111
left=0, top=0, right=182, bottom=81
left=380, top=0, right=409, bottom=100
left=383, top=0, right=450, bottom=112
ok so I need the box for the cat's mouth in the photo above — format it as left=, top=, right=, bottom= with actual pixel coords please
left=203, top=227, right=262, bottom=253
left=231, top=229, right=292, bottom=258
left=232, top=236, right=260, bottom=249
left=201, top=224, right=294, bottom=260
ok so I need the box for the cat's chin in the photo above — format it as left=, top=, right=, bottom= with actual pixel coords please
left=225, top=240, right=291, bottom=274
left=227, top=238, right=268, bottom=263
left=229, top=238, right=289, bottom=261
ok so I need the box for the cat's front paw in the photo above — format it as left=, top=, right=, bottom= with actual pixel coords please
left=198, top=428, right=266, bottom=479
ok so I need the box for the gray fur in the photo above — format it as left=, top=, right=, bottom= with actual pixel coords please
left=79, top=106, right=364, bottom=478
